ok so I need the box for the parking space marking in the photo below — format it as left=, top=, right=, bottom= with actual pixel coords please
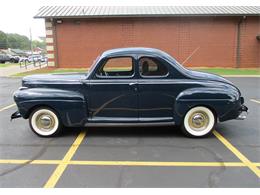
left=69, top=161, right=245, bottom=167
left=44, top=131, right=86, bottom=188
left=213, top=130, right=260, bottom=177
left=0, top=103, right=16, bottom=112
left=250, top=99, right=260, bottom=104
left=1, top=159, right=260, bottom=167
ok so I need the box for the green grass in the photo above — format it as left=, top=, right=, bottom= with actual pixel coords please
left=12, top=67, right=260, bottom=77
left=0, top=63, right=20, bottom=68
left=191, top=68, right=260, bottom=75
left=52, top=68, right=87, bottom=73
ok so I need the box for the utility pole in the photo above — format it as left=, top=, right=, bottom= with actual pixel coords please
left=29, top=28, right=33, bottom=55
left=29, top=28, right=36, bottom=66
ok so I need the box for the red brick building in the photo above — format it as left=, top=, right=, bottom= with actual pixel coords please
left=35, top=6, right=260, bottom=68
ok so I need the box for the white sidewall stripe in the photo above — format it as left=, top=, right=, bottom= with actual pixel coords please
left=184, top=106, right=215, bottom=136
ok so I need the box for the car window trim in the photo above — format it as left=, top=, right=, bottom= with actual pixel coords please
left=95, top=56, right=135, bottom=79
left=138, top=56, right=170, bottom=79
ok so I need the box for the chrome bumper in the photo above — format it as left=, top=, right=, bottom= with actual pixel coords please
left=236, top=105, right=248, bottom=120
left=10, top=111, right=21, bottom=121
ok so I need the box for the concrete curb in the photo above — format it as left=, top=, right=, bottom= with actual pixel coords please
left=222, top=75, right=260, bottom=78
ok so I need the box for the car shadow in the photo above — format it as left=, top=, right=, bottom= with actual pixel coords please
left=61, top=125, right=185, bottom=138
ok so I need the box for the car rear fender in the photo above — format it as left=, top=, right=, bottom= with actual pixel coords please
left=174, top=87, right=240, bottom=125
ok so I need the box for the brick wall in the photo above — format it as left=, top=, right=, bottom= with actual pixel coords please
left=239, top=17, right=260, bottom=68
left=49, top=16, right=260, bottom=68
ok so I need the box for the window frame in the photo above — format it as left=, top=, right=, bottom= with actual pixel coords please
left=95, top=56, right=135, bottom=79
left=138, top=56, right=170, bottom=79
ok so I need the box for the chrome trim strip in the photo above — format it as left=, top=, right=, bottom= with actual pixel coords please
left=84, top=121, right=175, bottom=127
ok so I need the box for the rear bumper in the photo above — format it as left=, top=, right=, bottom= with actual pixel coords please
left=236, top=104, right=248, bottom=120
left=239, top=104, right=248, bottom=112
left=219, top=96, right=248, bottom=122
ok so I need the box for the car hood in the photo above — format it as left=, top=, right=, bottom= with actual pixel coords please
left=22, top=73, right=87, bottom=86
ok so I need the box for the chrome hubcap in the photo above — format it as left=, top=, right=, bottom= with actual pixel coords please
left=188, top=111, right=209, bottom=131
left=36, top=113, right=55, bottom=132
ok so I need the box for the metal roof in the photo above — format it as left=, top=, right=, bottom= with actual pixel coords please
left=34, top=6, right=260, bottom=18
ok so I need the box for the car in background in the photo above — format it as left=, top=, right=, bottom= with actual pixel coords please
left=0, top=54, right=19, bottom=63
left=0, top=54, right=10, bottom=63
left=28, top=55, right=47, bottom=63
left=19, top=56, right=29, bottom=63
left=10, top=55, right=20, bottom=63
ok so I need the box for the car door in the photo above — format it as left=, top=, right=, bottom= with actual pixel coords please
left=138, top=56, right=175, bottom=122
left=88, top=56, right=138, bottom=122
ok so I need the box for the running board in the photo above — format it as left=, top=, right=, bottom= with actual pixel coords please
left=84, top=121, right=175, bottom=127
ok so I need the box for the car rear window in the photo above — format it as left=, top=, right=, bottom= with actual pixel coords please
left=139, top=57, right=168, bottom=77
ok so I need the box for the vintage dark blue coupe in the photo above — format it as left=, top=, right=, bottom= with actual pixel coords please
left=11, top=48, right=248, bottom=137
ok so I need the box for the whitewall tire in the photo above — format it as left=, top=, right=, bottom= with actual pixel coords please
left=29, top=107, right=62, bottom=137
left=182, top=106, right=215, bottom=137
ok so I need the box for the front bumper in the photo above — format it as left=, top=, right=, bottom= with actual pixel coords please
left=10, top=111, right=21, bottom=121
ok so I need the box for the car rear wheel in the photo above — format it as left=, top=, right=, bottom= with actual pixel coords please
left=29, top=107, right=62, bottom=137
left=182, top=106, right=215, bottom=137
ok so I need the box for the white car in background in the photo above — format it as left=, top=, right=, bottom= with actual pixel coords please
left=28, top=55, right=47, bottom=63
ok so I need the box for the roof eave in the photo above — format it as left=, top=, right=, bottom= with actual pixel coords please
left=34, top=14, right=260, bottom=19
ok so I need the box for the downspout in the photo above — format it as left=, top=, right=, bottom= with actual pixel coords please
left=236, top=16, right=246, bottom=68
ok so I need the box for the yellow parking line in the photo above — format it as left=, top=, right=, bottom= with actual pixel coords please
left=69, top=161, right=245, bottom=167
left=0, top=103, right=16, bottom=112
left=0, top=159, right=29, bottom=164
left=44, top=131, right=86, bottom=188
left=250, top=99, right=260, bottom=104
left=1, top=159, right=260, bottom=167
left=213, top=130, right=260, bottom=178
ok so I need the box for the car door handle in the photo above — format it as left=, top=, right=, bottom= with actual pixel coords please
left=129, top=82, right=137, bottom=86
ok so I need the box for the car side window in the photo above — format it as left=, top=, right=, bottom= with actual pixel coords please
left=96, top=57, right=134, bottom=78
left=139, top=57, right=168, bottom=77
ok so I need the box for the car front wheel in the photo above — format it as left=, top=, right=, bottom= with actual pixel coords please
left=29, top=107, right=62, bottom=137
left=182, top=106, right=215, bottom=137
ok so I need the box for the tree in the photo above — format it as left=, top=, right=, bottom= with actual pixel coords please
left=32, top=40, right=46, bottom=50
left=0, top=30, right=46, bottom=51
left=0, top=31, right=8, bottom=49
left=7, top=33, right=30, bottom=50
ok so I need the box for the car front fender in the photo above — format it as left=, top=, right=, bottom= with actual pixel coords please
left=13, top=88, right=87, bottom=127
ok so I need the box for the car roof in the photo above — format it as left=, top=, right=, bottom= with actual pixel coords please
left=101, top=47, right=168, bottom=57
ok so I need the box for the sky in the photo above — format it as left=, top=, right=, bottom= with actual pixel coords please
left=0, top=0, right=259, bottom=40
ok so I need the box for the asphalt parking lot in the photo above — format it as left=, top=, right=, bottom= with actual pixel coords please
left=0, top=77, right=259, bottom=187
